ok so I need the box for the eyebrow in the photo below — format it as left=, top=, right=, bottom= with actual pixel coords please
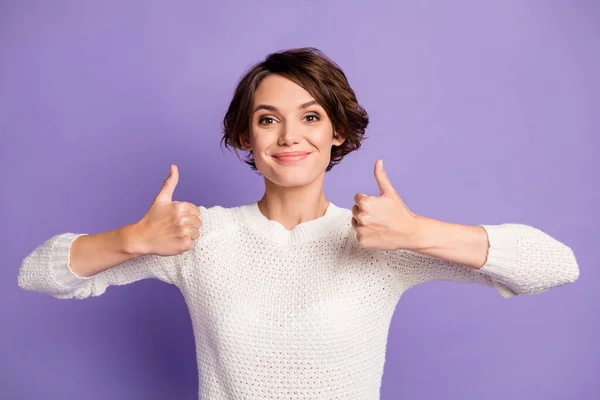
left=253, top=100, right=319, bottom=114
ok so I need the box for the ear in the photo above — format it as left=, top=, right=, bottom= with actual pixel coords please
left=240, top=133, right=252, bottom=151
left=333, top=131, right=346, bottom=146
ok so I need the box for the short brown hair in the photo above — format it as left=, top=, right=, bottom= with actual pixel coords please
left=220, top=47, right=369, bottom=172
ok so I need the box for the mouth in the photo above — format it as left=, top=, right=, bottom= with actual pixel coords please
left=271, top=152, right=311, bottom=164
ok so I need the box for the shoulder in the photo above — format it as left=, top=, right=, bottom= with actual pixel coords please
left=331, top=204, right=353, bottom=229
left=197, top=204, right=242, bottom=239
left=335, top=205, right=352, bottom=218
left=184, top=204, right=245, bottom=260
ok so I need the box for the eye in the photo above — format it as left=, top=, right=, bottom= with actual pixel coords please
left=304, top=114, right=320, bottom=123
left=258, top=116, right=276, bottom=125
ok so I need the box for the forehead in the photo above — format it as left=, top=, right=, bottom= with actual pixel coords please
left=253, top=74, right=316, bottom=107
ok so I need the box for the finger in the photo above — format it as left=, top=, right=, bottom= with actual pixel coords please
left=183, top=216, right=202, bottom=229
left=182, top=202, right=201, bottom=217
left=373, top=159, right=396, bottom=197
left=352, top=205, right=360, bottom=225
left=354, top=192, right=368, bottom=205
left=183, top=225, right=200, bottom=240
left=154, top=165, right=179, bottom=203
left=352, top=205, right=367, bottom=226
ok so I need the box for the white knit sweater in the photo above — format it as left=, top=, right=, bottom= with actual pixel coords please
left=18, top=202, right=580, bottom=399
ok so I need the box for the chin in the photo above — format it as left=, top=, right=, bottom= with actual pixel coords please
left=261, top=168, right=324, bottom=188
left=267, top=175, right=315, bottom=188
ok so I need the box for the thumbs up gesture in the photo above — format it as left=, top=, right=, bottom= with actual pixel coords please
left=352, top=160, right=421, bottom=251
left=133, top=165, right=202, bottom=256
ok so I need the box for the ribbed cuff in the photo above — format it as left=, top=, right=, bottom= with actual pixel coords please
left=478, top=224, right=519, bottom=277
left=478, top=224, right=520, bottom=298
left=50, top=233, right=92, bottom=288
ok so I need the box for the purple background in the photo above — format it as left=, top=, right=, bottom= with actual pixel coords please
left=2, top=1, right=598, bottom=399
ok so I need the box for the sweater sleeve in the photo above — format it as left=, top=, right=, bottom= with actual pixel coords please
left=380, top=223, right=580, bottom=299
left=17, top=232, right=187, bottom=300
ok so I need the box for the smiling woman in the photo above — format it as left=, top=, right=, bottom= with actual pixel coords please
left=17, top=46, right=580, bottom=400
left=220, top=47, right=369, bottom=173
left=241, top=74, right=346, bottom=191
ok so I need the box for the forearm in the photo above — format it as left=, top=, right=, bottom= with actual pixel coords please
left=69, top=223, right=146, bottom=278
left=411, top=215, right=490, bottom=269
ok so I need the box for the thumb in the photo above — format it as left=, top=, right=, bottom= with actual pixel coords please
left=374, top=159, right=395, bottom=197
left=154, top=165, right=179, bottom=203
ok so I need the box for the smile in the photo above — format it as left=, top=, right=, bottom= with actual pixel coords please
left=272, top=152, right=311, bottom=164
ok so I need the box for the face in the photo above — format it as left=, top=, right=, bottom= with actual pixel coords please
left=241, top=74, right=346, bottom=187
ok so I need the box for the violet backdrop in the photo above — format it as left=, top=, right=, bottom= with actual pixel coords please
left=1, top=1, right=598, bottom=399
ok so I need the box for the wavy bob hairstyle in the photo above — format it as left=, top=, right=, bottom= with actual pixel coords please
left=220, top=47, right=369, bottom=172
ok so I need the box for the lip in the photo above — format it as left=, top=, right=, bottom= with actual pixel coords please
left=271, top=151, right=311, bottom=164
left=272, top=151, right=311, bottom=157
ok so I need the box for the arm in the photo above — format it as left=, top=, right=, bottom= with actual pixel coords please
left=409, top=216, right=491, bottom=270
left=69, top=223, right=147, bottom=278
left=381, top=222, right=580, bottom=299
left=353, top=161, right=579, bottom=298
left=17, top=223, right=188, bottom=300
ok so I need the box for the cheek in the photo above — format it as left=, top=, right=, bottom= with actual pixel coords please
left=308, top=127, right=335, bottom=149
left=251, top=135, right=273, bottom=154
left=247, top=127, right=266, bottom=148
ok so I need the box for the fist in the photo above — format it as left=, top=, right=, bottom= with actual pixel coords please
left=352, top=159, right=420, bottom=251
left=133, top=165, right=202, bottom=256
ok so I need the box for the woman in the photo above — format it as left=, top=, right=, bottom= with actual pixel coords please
left=18, top=47, right=580, bottom=399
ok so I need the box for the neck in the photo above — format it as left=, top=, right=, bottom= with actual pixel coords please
left=258, top=174, right=329, bottom=230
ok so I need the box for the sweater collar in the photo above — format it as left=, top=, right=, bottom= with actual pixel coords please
left=238, top=201, right=346, bottom=245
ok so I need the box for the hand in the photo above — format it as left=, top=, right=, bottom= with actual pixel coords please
left=132, top=165, right=202, bottom=256
left=352, top=159, right=420, bottom=251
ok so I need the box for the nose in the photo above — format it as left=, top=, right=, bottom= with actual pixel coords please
left=278, top=122, right=301, bottom=146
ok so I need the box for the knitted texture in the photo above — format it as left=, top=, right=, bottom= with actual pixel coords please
left=18, top=202, right=580, bottom=399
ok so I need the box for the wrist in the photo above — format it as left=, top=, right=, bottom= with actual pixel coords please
left=410, top=215, right=433, bottom=252
left=119, top=223, right=150, bottom=256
